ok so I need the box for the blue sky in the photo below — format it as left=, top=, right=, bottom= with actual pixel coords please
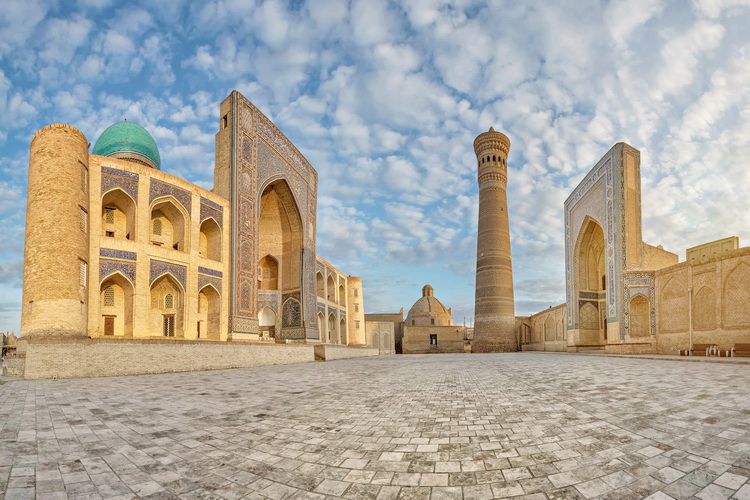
left=2, top=0, right=750, bottom=334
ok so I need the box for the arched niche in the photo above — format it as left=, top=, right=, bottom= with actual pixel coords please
left=340, top=318, right=347, bottom=345
left=99, top=272, right=134, bottom=337
left=150, top=273, right=184, bottom=337
left=102, top=188, right=136, bottom=241
left=628, top=294, right=650, bottom=337
left=338, top=284, right=345, bottom=305
left=199, top=218, right=222, bottom=261
left=259, top=306, right=277, bottom=339
left=327, top=275, right=336, bottom=302
left=258, top=179, right=303, bottom=292
left=328, top=313, right=337, bottom=344
left=258, top=255, right=279, bottom=291
left=151, top=198, right=188, bottom=252
left=316, top=272, right=324, bottom=298
left=198, top=285, right=221, bottom=340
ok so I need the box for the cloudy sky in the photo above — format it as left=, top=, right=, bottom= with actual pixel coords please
left=2, top=0, right=750, bottom=333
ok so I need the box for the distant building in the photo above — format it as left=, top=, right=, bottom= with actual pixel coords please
left=402, top=285, right=468, bottom=354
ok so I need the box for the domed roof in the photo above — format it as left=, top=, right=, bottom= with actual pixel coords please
left=92, top=121, right=161, bottom=170
left=406, top=285, right=453, bottom=327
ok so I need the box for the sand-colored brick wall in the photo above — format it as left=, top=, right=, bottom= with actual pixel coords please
left=313, top=345, right=379, bottom=361
left=346, top=277, right=366, bottom=345
left=22, top=338, right=313, bottom=379
left=88, top=155, right=231, bottom=341
left=642, top=242, right=679, bottom=271
left=402, top=325, right=465, bottom=354
left=521, top=303, right=567, bottom=352
left=365, top=321, right=396, bottom=354
left=655, top=247, right=750, bottom=354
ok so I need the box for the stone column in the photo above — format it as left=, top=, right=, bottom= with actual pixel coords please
left=472, top=127, right=516, bottom=352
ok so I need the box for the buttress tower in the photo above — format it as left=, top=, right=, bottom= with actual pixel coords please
left=472, top=127, right=516, bottom=352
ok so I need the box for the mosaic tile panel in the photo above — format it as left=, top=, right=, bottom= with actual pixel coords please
left=200, top=197, right=223, bottom=226
left=150, top=179, right=192, bottom=215
left=198, top=266, right=222, bottom=278
left=231, top=316, right=258, bottom=334
left=282, top=298, right=302, bottom=327
left=101, top=166, right=139, bottom=202
left=277, top=327, right=305, bottom=340
left=99, top=259, right=136, bottom=286
left=150, top=260, right=187, bottom=289
left=198, top=275, right=221, bottom=294
left=100, top=248, right=136, bottom=261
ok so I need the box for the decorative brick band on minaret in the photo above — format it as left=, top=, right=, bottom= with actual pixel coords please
left=472, top=127, right=517, bottom=352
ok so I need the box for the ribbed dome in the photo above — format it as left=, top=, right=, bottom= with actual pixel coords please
left=92, top=121, right=161, bottom=170
left=406, top=285, right=453, bottom=327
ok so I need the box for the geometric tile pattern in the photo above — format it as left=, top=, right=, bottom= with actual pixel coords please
left=2, top=354, right=750, bottom=500
left=101, top=166, right=139, bottom=202
left=199, top=197, right=223, bottom=226
left=99, top=258, right=135, bottom=285
left=149, top=260, right=187, bottom=289
left=150, top=179, right=191, bottom=216
left=100, top=248, right=137, bottom=261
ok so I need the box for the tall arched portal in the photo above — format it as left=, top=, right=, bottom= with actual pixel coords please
left=258, top=180, right=304, bottom=340
left=574, top=219, right=607, bottom=347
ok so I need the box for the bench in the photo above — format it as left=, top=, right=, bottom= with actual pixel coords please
left=691, top=344, right=717, bottom=356
left=732, top=343, right=750, bottom=357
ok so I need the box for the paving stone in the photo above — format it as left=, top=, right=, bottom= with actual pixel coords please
left=1, top=354, right=750, bottom=500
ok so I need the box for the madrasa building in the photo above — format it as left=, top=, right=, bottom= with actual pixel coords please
left=518, top=143, right=750, bottom=355
left=8, top=91, right=378, bottom=379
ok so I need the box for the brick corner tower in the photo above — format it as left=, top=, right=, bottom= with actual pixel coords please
left=472, top=127, right=516, bottom=353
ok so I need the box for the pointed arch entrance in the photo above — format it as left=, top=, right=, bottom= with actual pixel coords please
left=574, top=218, right=607, bottom=347
left=258, top=179, right=304, bottom=340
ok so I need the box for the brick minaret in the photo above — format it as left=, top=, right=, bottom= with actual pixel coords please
left=472, top=127, right=516, bottom=352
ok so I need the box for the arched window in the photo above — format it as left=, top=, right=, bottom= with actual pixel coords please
left=165, top=293, right=174, bottom=309
left=153, top=219, right=162, bottom=236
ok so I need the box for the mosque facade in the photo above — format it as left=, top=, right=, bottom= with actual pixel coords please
left=518, top=142, right=750, bottom=354
left=10, top=91, right=372, bottom=379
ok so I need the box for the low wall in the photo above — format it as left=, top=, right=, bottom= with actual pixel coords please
left=20, top=338, right=315, bottom=380
left=605, top=342, right=655, bottom=355
left=314, top=344, right=380, bottom=361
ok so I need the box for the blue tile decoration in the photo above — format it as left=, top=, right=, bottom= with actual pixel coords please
left=100, top=248, right=137, bottom=261
left=230, top=315, right=257, bottom=334
left=200, top=197, right=223, bottom=226
left=198, top=266, right=222, bottom=278
left=198, top=275, right=221, bottom=294
left=278, top=327, right=305, bottom=340
left=150, top=259, right=187, bottom=289
left=282, top=297, right=302, bottom=327
left=100, top=259, right=136, bottom=286
left=101, top=166, right=139, bottom=202
left=150, top=179, right=191, bottom=215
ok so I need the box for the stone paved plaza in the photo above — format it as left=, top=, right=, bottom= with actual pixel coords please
left=1, top=353, right=750, bottom=500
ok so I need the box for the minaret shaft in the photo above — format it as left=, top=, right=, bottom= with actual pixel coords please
left=472, top=128, right=517, bottom=352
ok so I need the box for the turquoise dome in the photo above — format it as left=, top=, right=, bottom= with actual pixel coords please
left=92, top=121, right=161, bottom=170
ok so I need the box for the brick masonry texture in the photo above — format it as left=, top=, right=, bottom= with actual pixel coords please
left=2, top=353, right=750, bottom=499
left=22, top=341, right=314, bottom=379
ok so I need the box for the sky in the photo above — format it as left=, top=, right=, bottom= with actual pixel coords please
left=2, top=0, right=750, bottom=333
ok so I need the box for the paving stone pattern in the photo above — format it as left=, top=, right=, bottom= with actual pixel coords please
left=1, top=353, right=750, bottom=499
